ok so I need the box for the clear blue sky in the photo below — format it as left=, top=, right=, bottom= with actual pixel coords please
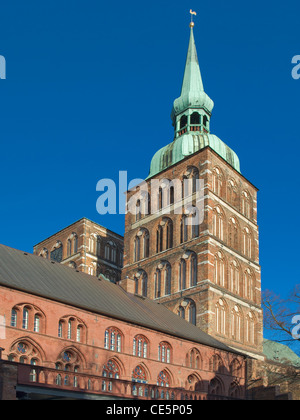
left=0, top=1, right=299, bottom=316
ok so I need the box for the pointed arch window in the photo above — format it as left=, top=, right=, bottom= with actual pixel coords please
left=212, top=167, right=223, bottom=196
left=243, top=227, right=253, bottom=259
left=11, top=309, right=17, bottom=328
left=157, top=370, right=171, bottom=387
left=67, top=239, right=72, bottom=257
left=22, top=308, right=29, bottom=330
left=179, top=259, right=187, bottom=291
left=158, top=343, right=172, bottom=364
left=216, top=299, right=227, bottom=336
left=244, top=269, right=254, bottom=300
left=214, top=252, right=225, bottom=287
left=156, top=225, right=163, bottom=253
left=246, top=312, right=256, bottom=345
left=104, top=327, right=122, bottom=352
left=133, top=335, right=149, bottom=358
left=180, top=215, right=188, bottom=243
left=230, top=260, right=240, bottom=295
left=166, top=220, right=173, bottom=250
left=231, top=306, right=242, bottom=341
left=188, top=301, right=196, bottom=325
left=34, top=315, right=40, bottom=333
left=190, top=112, right=201, bottom=131
left=212, top=206, right=224, bottom=241
left=132, top=365, right=148, bottom=384
left=241, top=191, right=252, bottom=219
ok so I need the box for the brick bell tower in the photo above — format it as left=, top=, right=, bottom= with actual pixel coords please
left=121, top=19, right=264, bottom=359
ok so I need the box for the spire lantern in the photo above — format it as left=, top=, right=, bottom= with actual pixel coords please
left=171, top=13, right=214, bottom=139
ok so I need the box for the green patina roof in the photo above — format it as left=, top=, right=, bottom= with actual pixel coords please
left=263, top=339, right=300, bottom=367
left=146, top=25, right=240, bottom=180
left=147, top=132, right=241, bottom=179
left=171, top=27, right=214, bottom=120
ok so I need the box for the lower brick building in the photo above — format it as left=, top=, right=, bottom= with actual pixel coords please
left=33, top=217, right=124, bottom=283
left=0, top=243, right=246, bottom=400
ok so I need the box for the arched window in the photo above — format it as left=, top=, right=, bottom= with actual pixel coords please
left=210, top=354, right=225, bottom=373
left=111, top=244, right=117, bottom=263
left=158, top=342, right=172, bottom=364
left=231, top=305, right=242, bottom=342
left=228, top=217, right=239, bottom=249
left=215, top=299, right=227, bottom=336
left=105, top=244, right=110, bottom=260
left=180, top=215, right=188, bottom=243
left=191, top=208, right=200, bottom=239
left=212, top=167, right=223, bottom=197
left=179, top=259, right=186, bottom=291
left=76, top=326, right=82, bottom=343
left=132, top=365, right=148, bottom=384
left=102, top=359, right=120, bottom=393
left=154, top=269, right=161, bottom=298
left=190, top=253, right=197, bottom=287
left=243, top=227, right=253, bottom=259
left=34, top=315, right=40, bottom=333
left=164, top=264, right=172, bottom=296
left=50, top=241, right=63, bottom=263
left=58, top=316, right=86, bottom=343
left=190, top=112, right=200, bottom=131
left=241, top=191, right=252, bottom=219
left=134, top=270, right=148, bottom=297
left=73, top=234, right=78, bottom=254
left=246, top=312, right=256, bottom=345
left=227, top=179, right=238, bottom=207
left=58, top=322, right=63, bottom=338
left=22, top=308, right=29, bottom=330
left=9, top=340, right=43, bottom=365
left=230, top=260, right=240, bottom=295
left=136, top=200, right=142, bottom=222
left=214, top=252, right=225, bottom=287
left=143, top=232, right=150, bottom=258
left=186, top=374, right=203, bottom=391
left=186, top=348, right=202, bottom=369
left=244, top=269, right=254, bottom=300
left=104, top=328, right=122, bottom=352
left=157, top=370, right=171, bottom=388
left=180, top=115, right=188, bottom=129
left=156, top=225, right=163, bottom=253
left=134, top=236, right=140, bottom=262
left=141, top=272, right=148, bottom=297
left=133, top=335, right=149, bottom=358
left=67, top=239, right=72, bottom=257
left=212, top=206, right=224, bottom=241
left=11, top=309, right=18, bottom=328
left=166, top=220, right=173, bottom=250
left=188, top=301, right=196, bottom=325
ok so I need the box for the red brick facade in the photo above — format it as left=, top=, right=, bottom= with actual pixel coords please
left=34, top=218, right=123, bottom=283
left=0, top=284, right=246, bottom=400
left=122, top=146, right=263, bottom=359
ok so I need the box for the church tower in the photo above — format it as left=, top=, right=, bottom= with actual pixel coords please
left=121, top=20, right=263, bottom=359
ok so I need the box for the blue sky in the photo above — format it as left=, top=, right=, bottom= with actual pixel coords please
left=0, top=0, right=300, bottom=339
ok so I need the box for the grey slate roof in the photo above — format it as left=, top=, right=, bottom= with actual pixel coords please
left=0, top=244, right=239, bottom=355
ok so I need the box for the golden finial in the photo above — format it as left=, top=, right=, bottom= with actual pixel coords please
left=190, top=9, right=197, bottom=28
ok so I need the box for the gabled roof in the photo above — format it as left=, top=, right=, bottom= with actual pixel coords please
left=0, top=243, right=241, bottom=355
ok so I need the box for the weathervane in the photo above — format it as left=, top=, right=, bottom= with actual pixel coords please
left=190, top=9, right=197, bottom=28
